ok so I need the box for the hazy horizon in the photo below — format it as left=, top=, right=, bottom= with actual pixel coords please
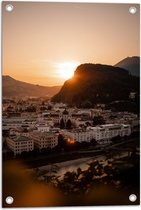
left=2, top=2, right=140, bottom=86
left=2, top=54, right=140, bottom=87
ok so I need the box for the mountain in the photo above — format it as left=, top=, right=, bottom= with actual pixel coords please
left=52, top=63, right=139, bottom=107
left=115, top=56, right=140, bottom=77
left=3, top=76, right=61, bottom=98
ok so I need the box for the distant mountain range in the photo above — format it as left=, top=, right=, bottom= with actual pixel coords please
left=52, top=63, right=139, bottom=107
left=3, top=56, right=140, bottom=100
left=2, top=76, right=61, bottom=98
left=115, top=56, right=140, bottom=77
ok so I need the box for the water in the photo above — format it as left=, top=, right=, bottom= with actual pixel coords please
left=38, top=151, right=129, bottom=178
left=39, top=155, right=106, bottom=178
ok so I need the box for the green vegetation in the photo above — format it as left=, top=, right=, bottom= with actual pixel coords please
left=60, top=118, right=65, bottom=129
left=32, top=149, right=139, bottom=205
left=93, top=115, right=105, bottom=126
left=107, top=100, right=139, bottom=114
left=66, top=119, right=72, bottom=129
left=60, top=119, right=73, bottom=129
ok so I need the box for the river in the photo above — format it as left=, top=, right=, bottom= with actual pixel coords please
left=37, top=151, right=129, bottom=178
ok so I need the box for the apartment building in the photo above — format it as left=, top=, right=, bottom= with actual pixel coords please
left=30, top=131, right=58, bottom=149
left=62, top=124, right=131, bottom=144
left=6, top=136, right=34, bottom=155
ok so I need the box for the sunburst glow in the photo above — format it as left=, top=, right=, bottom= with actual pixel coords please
left=56, top=61, right=80, bottom=80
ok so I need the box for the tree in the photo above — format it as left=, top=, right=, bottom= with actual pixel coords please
left=66, top=119, right=72, bottom=129
left=81, top=100, right=92, bottom=108
left=60, top=118, right=65, bottom=129
left=47, top=105, right=52, bottom=110
left=58, top=134, right=65, bottom=148
left=93, top=116, right=105, bottom=126
left=64, top=171, right=76, bottom=183
left=85, top=122, right=91, bottom=127
left=112, top=135, right=121, bottom=143
left=90, top=138, right=97, bottom=146
left=40, top=106, right=47, bottom=111
left=26, top=106, right=36, bottom=112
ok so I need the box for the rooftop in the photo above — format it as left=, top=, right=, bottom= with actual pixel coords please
left=14, top=136, right=32, bottom=142
left=62, top=109, right=69, bottom=115
left=32, top=131, right=57, bottom=138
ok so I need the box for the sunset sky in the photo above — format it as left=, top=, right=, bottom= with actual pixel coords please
left=2, top=2, right=140, bottom=86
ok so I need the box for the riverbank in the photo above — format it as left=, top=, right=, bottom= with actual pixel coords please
left=34, top=150, right=130, bottom=179
left=3, top=136, right=138, bottom=170
left=23, top=149, right=104, bottom=168
left=23, top=136, right=138, bottom=168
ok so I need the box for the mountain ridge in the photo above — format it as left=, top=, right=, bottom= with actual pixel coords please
left=2, top=75, right=61, bottom=98
left=52, top=63, right=139, bottom=106
left=115, top=56, right=140, bottom=77
left=3, top=75, right=60, bottom=88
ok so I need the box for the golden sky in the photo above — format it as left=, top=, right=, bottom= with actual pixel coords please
left=2, top=2, right=140, bottom=86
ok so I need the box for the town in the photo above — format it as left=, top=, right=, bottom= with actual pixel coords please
left=2, top=97, right=139, bottom=157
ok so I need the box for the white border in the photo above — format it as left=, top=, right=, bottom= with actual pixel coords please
left=0, top=0, right=140, bottom=210
left=1, top=0, right=141, bottom=3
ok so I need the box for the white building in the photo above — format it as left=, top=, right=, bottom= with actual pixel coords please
left=3, top=117, right=25, bottom=129
left=30, top=131, right=58, bottom=149
left=3, top=117, right=37, bottom=129
left=6, top=136, right=34, bottom=156
left=63, top=129, right=93, bottom=143
left=88, top=124, right=131, bottom=143
left=62, top=124, right=131, bottom=144
left=9, top=128, right=30, bottom=137
left=37, top=124, right=50, bottom=132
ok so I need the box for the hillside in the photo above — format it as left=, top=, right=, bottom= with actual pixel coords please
left=3, top=76, right=61, bottom=98
left=115, top=56, right=140, bottom=77
left=52, top=63, right=139, bottom=107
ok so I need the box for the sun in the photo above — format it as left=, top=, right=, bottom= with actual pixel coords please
left=56, top=61, right=80, bottom=80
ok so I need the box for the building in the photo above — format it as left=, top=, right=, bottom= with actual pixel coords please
left=62, top=129, right=93, bottom=143
left=59, top=109, right=72, bottom=125
left=9, top=128, right=30, bottom=137
left=3, top=117, right=25, bottom=129
left=62, top=124, right=131, bottom=144
left=30, top=131, right=58, bottom=149
left=88, top=124, right=131, bottom=144
left=6, top=136, right=34, bottom=156
left=3, top=116, right=37, bottom=130
left=37, top=123, right=50, bottom=132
